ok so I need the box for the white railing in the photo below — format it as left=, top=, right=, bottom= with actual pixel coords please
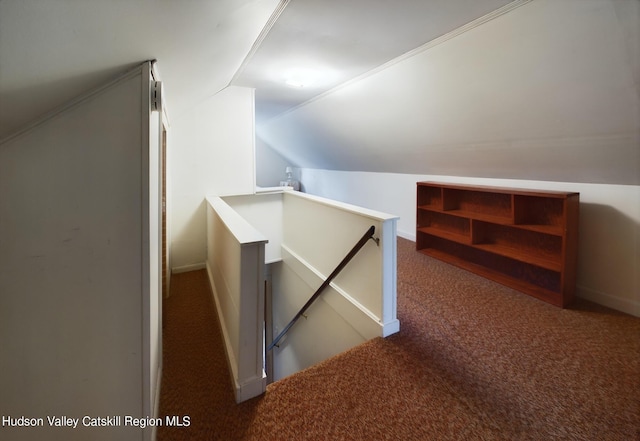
left=272, top=191, right=399, bottom=379
left=205, top=196, right=267, bottom=403
left=210, top=189, right=400, bottom=387
left=282, top=191, right=399, bottom=332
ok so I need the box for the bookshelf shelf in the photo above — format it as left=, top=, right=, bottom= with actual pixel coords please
left=416, top=182, right=579, bottom=307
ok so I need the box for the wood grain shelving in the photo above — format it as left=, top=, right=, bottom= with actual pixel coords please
left=416, top=182, right=579, bottom=307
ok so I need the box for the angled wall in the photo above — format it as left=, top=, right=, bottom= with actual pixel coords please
left=258, top=0, right=639, bottom=185
left=256, top=0, right=639, bottom=316
left=0, top=65, right=161, bottom=440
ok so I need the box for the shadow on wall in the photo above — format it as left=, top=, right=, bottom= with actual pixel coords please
left=0, top=62, right=143, bottom=142
left=256, top=136, right=299, bottom=188
left=577, top=202, right=638, bottom=312
left=172, top=199, right=208, bottom=270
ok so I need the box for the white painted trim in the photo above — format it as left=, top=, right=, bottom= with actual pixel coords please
left=206, top=196, right=269, bottom=245
left=231, top=0, right=291, bottom=85
left=259, top=0, right=532, bottom=126
left=255, top=186, right=291, bottom=194
left=285, top=190, right=399, bottom=222
left=380, top=219, right=398, bottom=327
left=381, top=0, right=533, bottom=67
left=237, top=240, right=266, bottom=399
left=141, top=60, right=154, bottom=429
left=250, top=88, right=257, bottom=193
left=400, top=236, right=639, bottom=318
left=172, top=263, right=206, bottom=274
left=236, top=372, right=268, bottom=403
left=206, top=261, right=241, bottom=397
left=381, top=317, right=401, bottom=337
left=397, top=230, right=416, bottom=242
left=578, top=284, right=640, bottom=318
left=281, top=244, right=400, bottom=339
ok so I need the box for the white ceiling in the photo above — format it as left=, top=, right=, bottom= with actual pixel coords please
left=232, top=0, right=515, bottom=123
left=0, top=0, right=278, bottom=140
left=0, top=0, right=515, bottom=141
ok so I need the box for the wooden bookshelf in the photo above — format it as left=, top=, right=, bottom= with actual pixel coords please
left=416, top=182, right=579, bottom=307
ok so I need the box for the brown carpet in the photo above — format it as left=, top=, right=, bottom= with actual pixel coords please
left=157, top=238, right=640, bottom=440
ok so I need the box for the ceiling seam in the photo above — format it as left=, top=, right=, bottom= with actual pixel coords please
left=257, top=0, right=533, bottom=127
left=229, top=0, right=291, bottom=87
left=161, top=0, right=291, bottom=122
left=0, top=61, right=150, bottom=146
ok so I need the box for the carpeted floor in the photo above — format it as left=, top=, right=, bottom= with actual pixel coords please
left=157, top=237, right=640, bottom=440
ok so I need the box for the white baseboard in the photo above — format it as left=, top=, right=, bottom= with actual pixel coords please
left=235, top=372, right=267, bottom=403
left=381, top=319, right=401, bottom=337
left=577, top=285, right=639, bottom=317
left=171, top=262, right=206, bottom=274
left=397, top=230, right=415, bottom=242
left=394, top=231, right=638, bottom=317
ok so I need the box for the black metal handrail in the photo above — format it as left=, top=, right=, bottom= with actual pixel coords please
left=267, top=225, right=378, bottom=351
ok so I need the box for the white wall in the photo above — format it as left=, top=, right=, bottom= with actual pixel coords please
left=258, top=0, right=639, bottom=186
left=281, top=191, right=398, bottom=326
left=170, top=86, right=256, bottom=271
left=223, top=192, right=284, bottom=264
left=300, top=169, right=640, bottom=317
left=226, top=191, right=400, bottom=380
left=254, top=0, right=639, bottom=316
left=271, top=256, right=368, bottom=380
left=0, top=66, right=160, bottom=441
left=206, top=197, right=267, bottom=402
left=255, top=136, right=294, bottom=188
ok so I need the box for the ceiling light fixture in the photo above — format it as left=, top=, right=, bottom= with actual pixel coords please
left=285, top=79, right=305, bottom=88
left=282, top=65, right=339, bottom=90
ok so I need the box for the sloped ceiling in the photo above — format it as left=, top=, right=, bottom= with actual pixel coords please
left=256, top=0, right=640, bottom=185
left=0, top=0, right=280, bottom=140
left=232, top=0, right=515, bottom=122
left=0, top=0, right=514, bottom=141
left=3, top=0, right=636, bottom=185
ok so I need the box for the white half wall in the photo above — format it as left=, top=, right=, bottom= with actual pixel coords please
left=223, top=192, right=284, bottom=264
left=206, top=197, right=267, bottom=403
left=270, top=191, right=399, bottom=380
left=299, top=169, right=640, bottom=318
left=170, top=86, right=256, bottom=271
